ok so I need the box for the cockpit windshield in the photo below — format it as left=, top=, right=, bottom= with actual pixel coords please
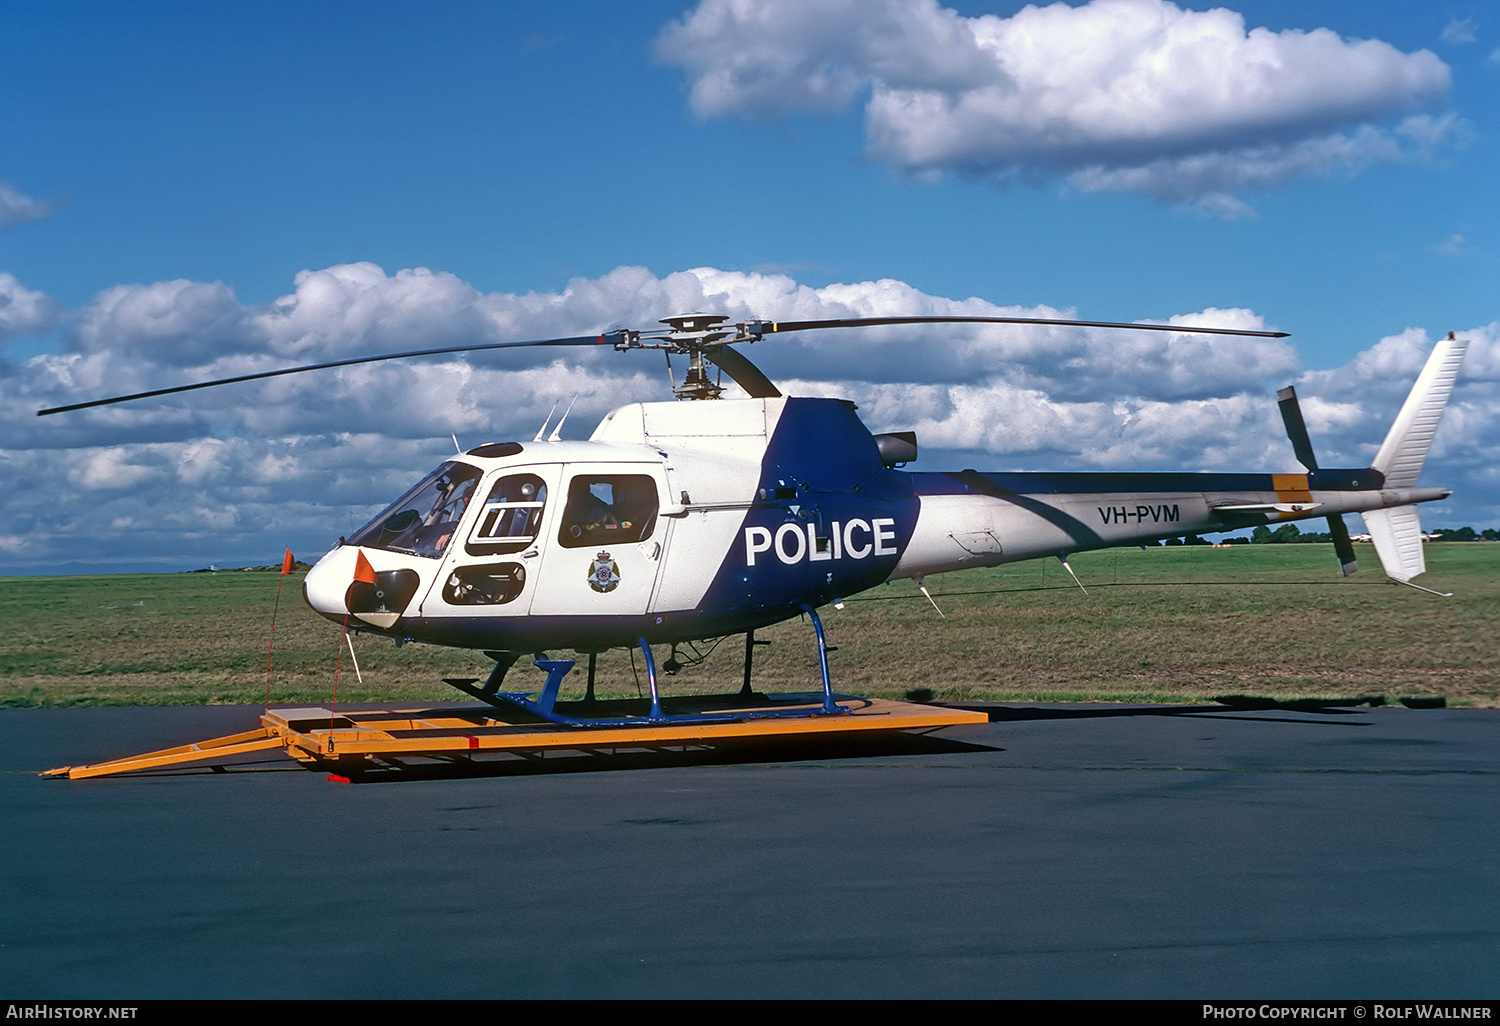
left=348, top=462, right=482, bottom=558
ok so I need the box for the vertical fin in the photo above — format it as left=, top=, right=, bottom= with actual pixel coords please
left=1372, top=332, right=1467, bottom=488
left=1361, top=506, right=1428, bottom=585
left=1362, top=506, right=1452, bottom=596
left=1360, top=332, right=1466, bottom=591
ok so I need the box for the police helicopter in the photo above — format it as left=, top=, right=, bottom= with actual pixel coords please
left=39, top=312, right=1468, bottom=727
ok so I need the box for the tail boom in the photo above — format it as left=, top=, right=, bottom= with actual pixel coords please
left=891, top=331, right=1465, bottom=587
left=889, top=477, right=1447, bottom=580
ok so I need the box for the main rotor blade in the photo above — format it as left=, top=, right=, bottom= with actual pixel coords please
left=705, top=345, right=781, bottom=398
left=36, top=333, right=624, bottom=416
left=754, top=315, right=1290, bottom=339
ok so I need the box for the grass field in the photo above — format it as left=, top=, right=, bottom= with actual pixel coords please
left=2, top=543, right=1496, bottom=708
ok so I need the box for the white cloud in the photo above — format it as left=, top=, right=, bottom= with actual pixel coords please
left=67, top=449, right=167, bottom=492
left=0, top=182, right=51, bottom=226
left=1441, top=18, right=1477, bottom=45
left=74, top=279, right=259, bottom=363
left=0, top=272, right=61, bottom=346
left=4, top=264, right=1498, bottom=570
left=1429, top=233, right=1472, bottom=257
left=658, top=0, right=1452, bottom=213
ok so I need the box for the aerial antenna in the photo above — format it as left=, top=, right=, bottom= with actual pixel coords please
left=451, top=433, right=462, bottom=454
left=344, top=631, right=363, bottom=685
left=548, top=395, right=578, bottom=442
left=914, top=576, right=945, bottom=618
left=1057, top=556, right=1089, bottom=594
left=533, top=401, right=559, bottom=442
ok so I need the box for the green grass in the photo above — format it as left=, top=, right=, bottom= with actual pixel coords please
left=2, top=543, right=1496, bottom=708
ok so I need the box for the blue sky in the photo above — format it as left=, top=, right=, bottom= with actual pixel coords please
left=2, top=0, right=1497, bottom=572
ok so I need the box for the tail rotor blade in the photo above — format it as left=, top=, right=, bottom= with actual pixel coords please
left=1276, top=385, right=1319, bottom=471
left=1327, top=514, right=1358, bottom=577
left=1279, top=384, right=1358, bottom=576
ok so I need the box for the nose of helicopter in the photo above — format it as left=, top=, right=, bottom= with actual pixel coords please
left=302, top=546, right=360, bottom=622
left=303, top=545, right=422, bottom=630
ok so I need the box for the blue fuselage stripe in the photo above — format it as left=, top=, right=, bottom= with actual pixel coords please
left=911, top=468, right=1382, bottom=495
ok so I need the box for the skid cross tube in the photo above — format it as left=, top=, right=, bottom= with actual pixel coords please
left=444, top=624, right=852, bottom=729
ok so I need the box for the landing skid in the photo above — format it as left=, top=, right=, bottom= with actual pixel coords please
left=456, top=604, right=846, bottom=726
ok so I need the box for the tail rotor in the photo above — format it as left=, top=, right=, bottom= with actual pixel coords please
left=1276, top=384, right=1359, bottom=576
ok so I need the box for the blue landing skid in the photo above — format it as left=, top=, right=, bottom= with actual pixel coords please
left=450, top=607, right=851, bottom=727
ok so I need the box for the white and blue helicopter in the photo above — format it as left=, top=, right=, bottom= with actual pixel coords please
left=41, top=313, right=1467, bottom=726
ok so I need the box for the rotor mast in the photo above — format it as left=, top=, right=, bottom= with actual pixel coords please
left=656, top=314, right=738, bottom=400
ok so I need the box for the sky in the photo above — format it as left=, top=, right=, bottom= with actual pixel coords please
left=1, top=0, right=1497, bottom=574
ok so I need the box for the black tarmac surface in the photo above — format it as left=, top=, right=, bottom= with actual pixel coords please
left=2, top=701, right=1497, bottom=999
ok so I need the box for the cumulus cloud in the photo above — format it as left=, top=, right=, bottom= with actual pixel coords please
left=4, top=263, right=1496, bottom=570
left=657, top=0, right=1453, bottom=213
left=0, top=272, right=61, bottom=346
left=74, top=279, right=260, bottom=363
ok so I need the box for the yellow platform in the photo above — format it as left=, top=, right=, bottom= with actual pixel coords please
left=43, top=695, right=988, bottom=780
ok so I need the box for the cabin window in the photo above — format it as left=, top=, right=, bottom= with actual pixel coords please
left=348, top=462, right=482, bottom=559
left=557, top=474, right=659, bottom=549
left=442, top=562, right=527, bottom=605
left=466, top=473, right=547, bottom=556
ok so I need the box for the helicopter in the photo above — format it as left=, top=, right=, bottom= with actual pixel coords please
left=40, top=311, right=1468, bottom=725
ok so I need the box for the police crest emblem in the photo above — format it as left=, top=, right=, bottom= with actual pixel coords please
left=587, top=551, right=621, bottom=593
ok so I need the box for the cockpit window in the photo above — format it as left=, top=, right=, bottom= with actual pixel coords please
left=348, top=462, right=482, bottom=559
left=557, top=474, right=658, bottom=549
left=466, top=473, right=547, bottom=556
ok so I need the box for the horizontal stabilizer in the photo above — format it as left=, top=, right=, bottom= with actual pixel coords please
left=1372, top=333, right=1468, bottom=488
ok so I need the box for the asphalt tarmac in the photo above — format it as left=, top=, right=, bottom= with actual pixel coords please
left=2, top=701, right=1497, bottom=999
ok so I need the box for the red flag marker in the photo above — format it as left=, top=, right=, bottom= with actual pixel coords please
left=353, top=550, right=376, bottom=585
left=265, top=548, right=296, bottom=709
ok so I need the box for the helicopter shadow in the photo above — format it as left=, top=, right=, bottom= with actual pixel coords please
left=940, top=698, right=1382, bottom=728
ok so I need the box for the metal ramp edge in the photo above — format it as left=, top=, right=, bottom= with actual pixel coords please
left=42, top=726, right=288, bottom=780
left=42, top=697, right=989, bottom=780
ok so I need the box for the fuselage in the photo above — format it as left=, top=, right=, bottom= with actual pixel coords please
left=302, top=395, right=1446, bottom=654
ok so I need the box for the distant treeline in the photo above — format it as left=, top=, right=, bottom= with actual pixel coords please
left=1158, top=524, right=1500, bottom=546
